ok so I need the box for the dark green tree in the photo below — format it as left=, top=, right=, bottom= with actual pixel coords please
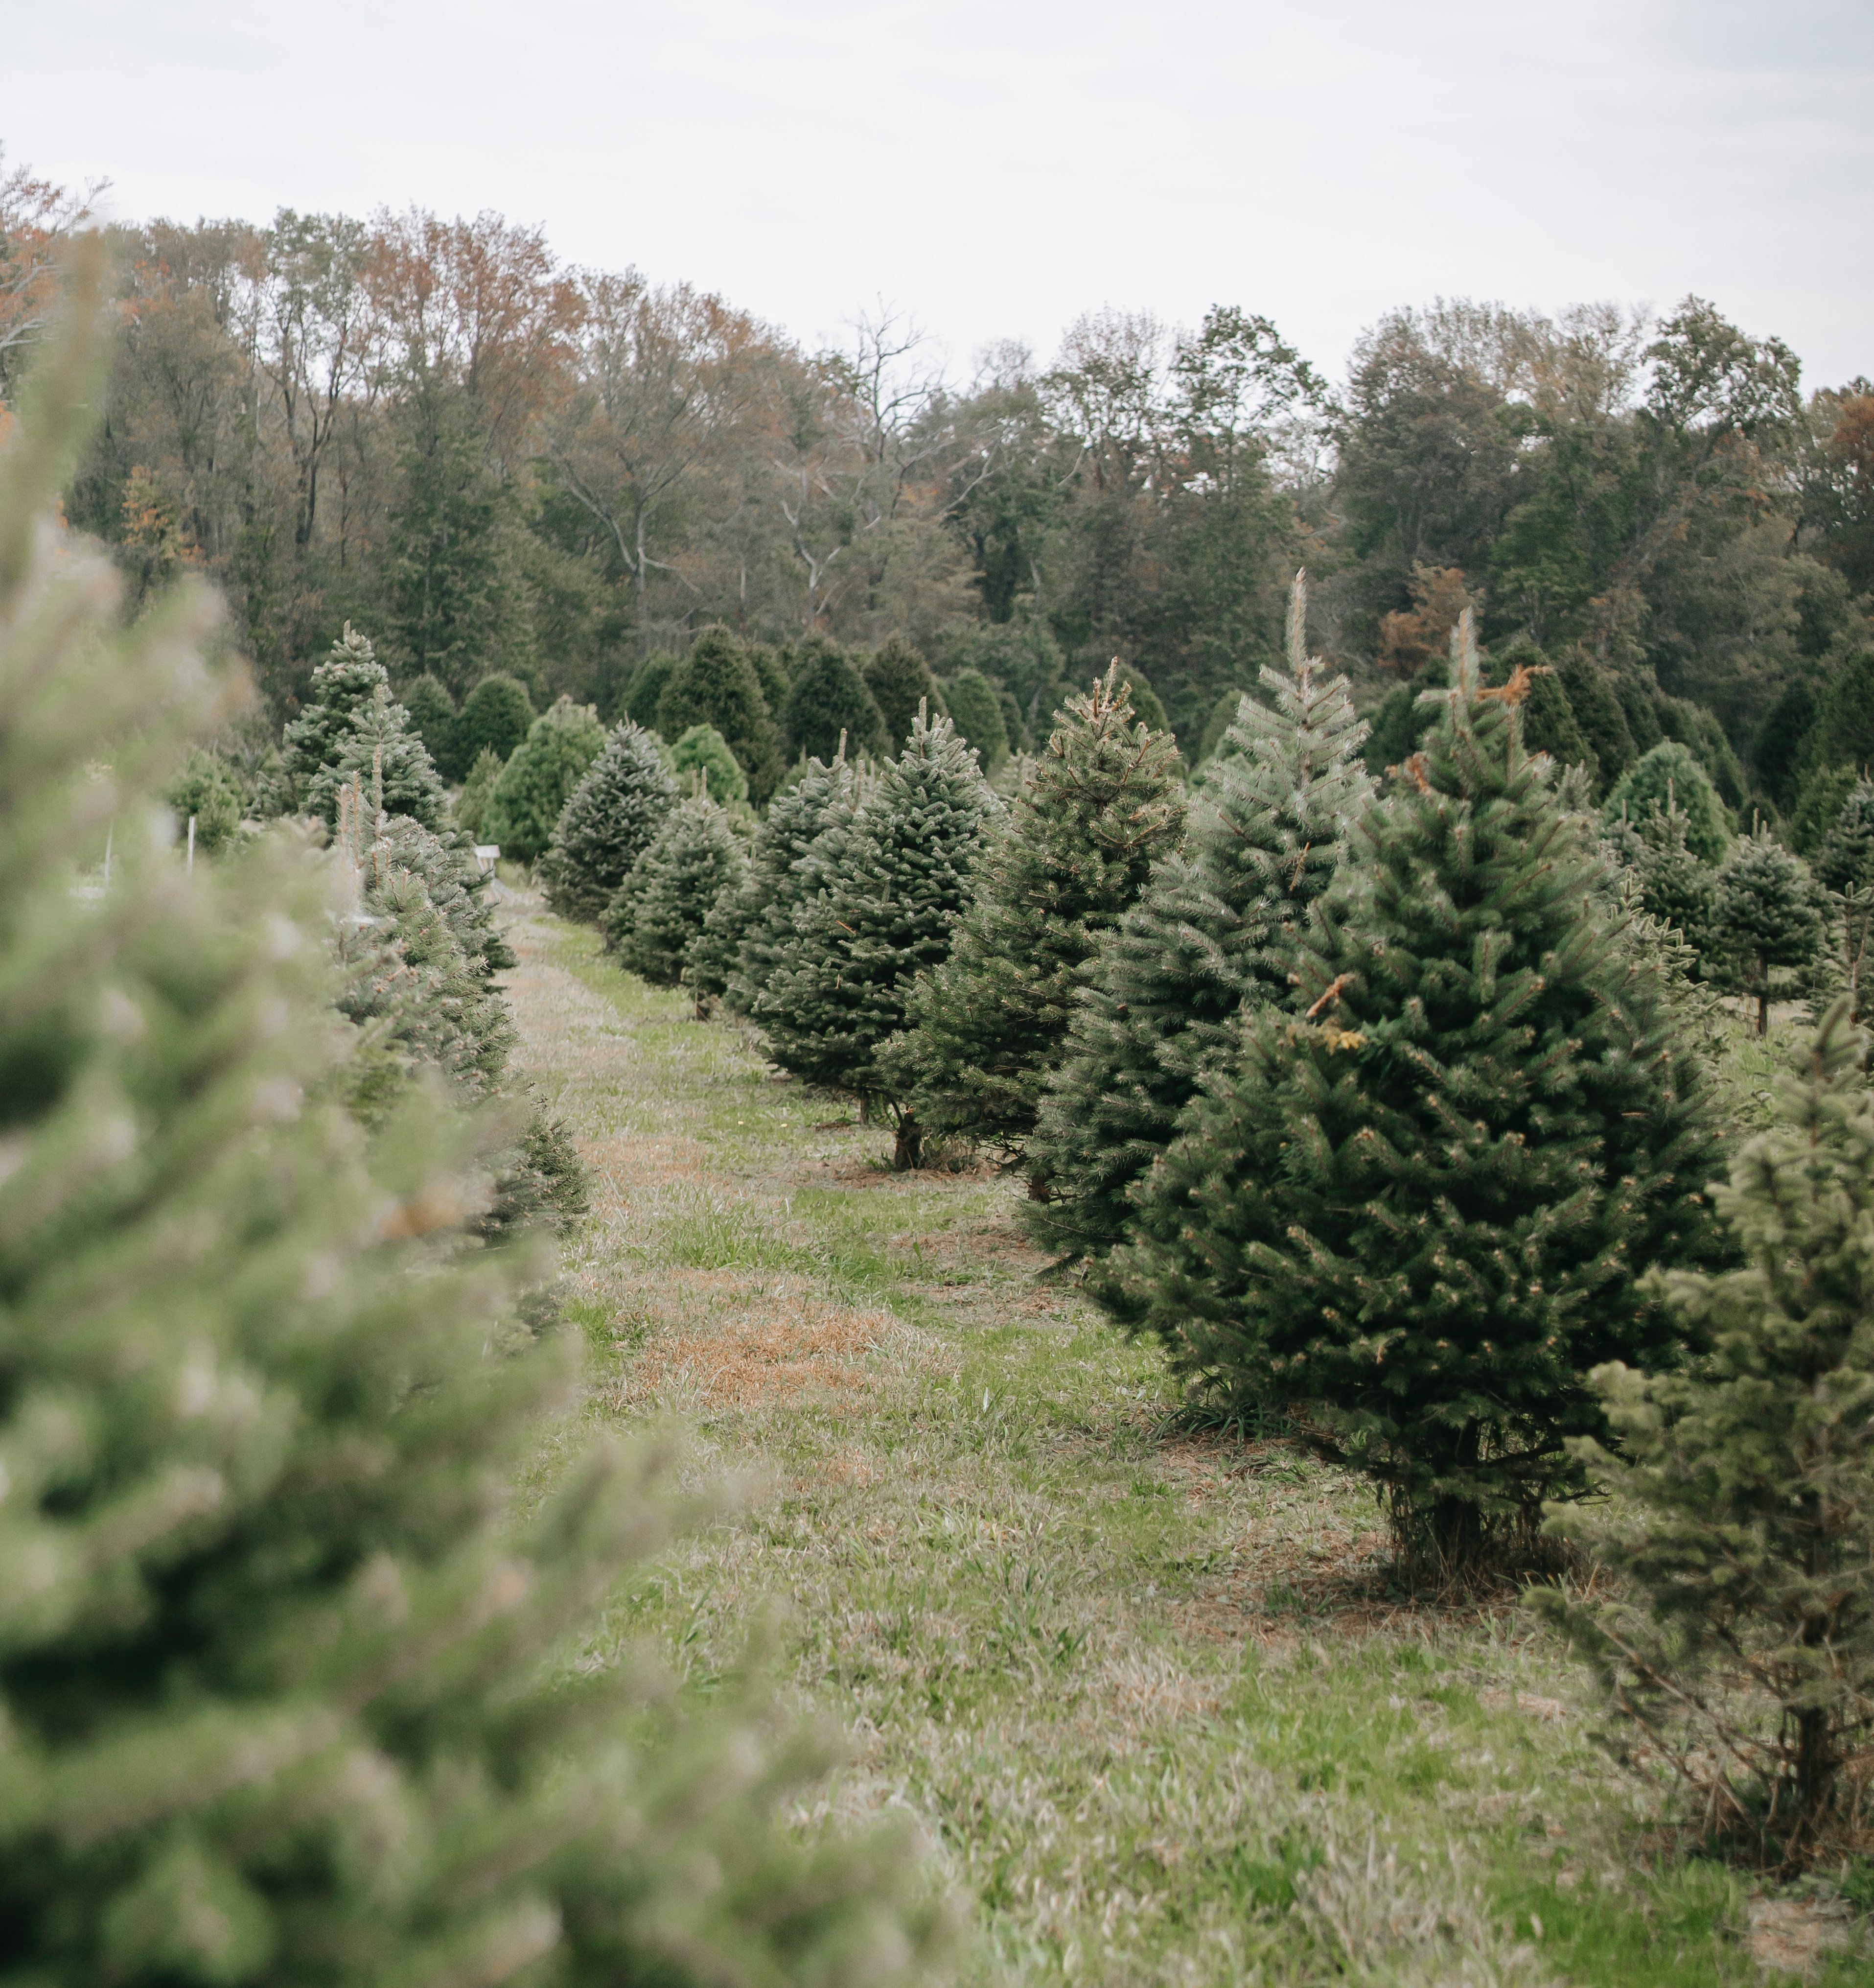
left=163, top=745, right=246, bottom=854
left=1535, top=1004, right=1874, bottom=1869
left=604, top=794, right=747, bottom=1004
left=656, top=626, right=783, bottom=802
left=478, top=696, right=606, bottom=861
left=757, top=711, right=993, bottom=1164
left=671, top=722, right=746, bottom=803
left=782, top=636, right=888, bottom=764
left=1555, top=649, right=1638, bottom=789
left=1753, top=677, right=1821, bottom=814
left=1113, top=664, right=1168, bottom=736
left=864, top=635, right=946, bottom=749
left=308, top=680, right=451, bottom=832
left=1603, top=741, right=1730, bottom=863
left=0, top=268, right=951, bottom=1988
left=1625, top=789, right=1720, bottom=970
left=747, top=640, right=790, bottom=718
left=1494, top=638, right=1596, bottom=788
left=453, top=671, right=535, bottom=775
left=1808, top=640, right=1874, bottom=780
left=1113, top=624, right=1723, bottom=1580
left=539, top=718, right=679, bottom=921
left=1714, top=823, right=1825, bottom=1034
left=1023, top=578, right=1373, bottom=1284
left=1790, top=760, right=1863, bottom=856
left=1812, top=778, right=1874, bottom=1023
left=936, top=667, right=1008, bottom=770
left=276, top=622, right=397, bottom=811
left=453, top=744, right=504, bottom=839
left=623, top=649, right=677, bottom=728
left=398, top=670, right=458, bottom=773
left=885, top=668, right=1185, bottom=1168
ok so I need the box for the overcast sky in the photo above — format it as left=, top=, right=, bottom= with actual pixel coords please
left=9, top=0, right=1872, bottom=390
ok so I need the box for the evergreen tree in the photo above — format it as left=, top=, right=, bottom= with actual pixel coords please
left=603, top=794, right=747, bottom=1004
left=757, top=710, right=993, bottom=1164
left=656, top=626, right=783, bottom=802
left=1816, top=777, right=1874, bottom=896
left=1790, top=760, right=1862, bottom=856
left=1603, top=741, right=1730, bottom=863
left=782, top=636, right=888, bottom=764
left=1714, top=822, right=1825, bottom=1035
left=1752, top=676, right=1820, bottom=813
left=307, top=680, right=451, bottom=832
left=1626, top=788, right=1720, bottom=970
left=453, top=743, right=504, bottom=839
left=688, top=751, right=860, bottom=1013
left=1493, top=637, right=1596, bottom=789
left=163, top=744, right=246, bottom=854
left=1024, top=577, right=1373, bottom=1282
left=539, top=718, right=679, bottom=922
left=1535, top=1003, right=1874, bottom=1869
left=747, top=640, right=790, bottom=718
left=885, top=667, right=1185, bottom=1167
left=453, top=671, right=535, bottom=777
left=1556, top=648, right=1638, bottom=789
left=864, top=635, right=946, bottom=748
left=671, top=722, right=747, bottom=803
left=399, top=670, right=458, bottom=773
left=479, top=696, right=607, bottom=861
left=1812, top=778, right=1874, bottom=1022
left=277, top=622, right=397, bottom=810
left=623, top=649, right=677, bottom=728
left=1113, top=664, right=1168, bottom=736
left=0, top=272, right=949, bottom=1987
left=939, top=667, right=1009, bottom=770
left=1112, top=626, right=1724, bottom=1580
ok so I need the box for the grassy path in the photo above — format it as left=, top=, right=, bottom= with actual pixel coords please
left=502, top=892, right=1839, bottom=1987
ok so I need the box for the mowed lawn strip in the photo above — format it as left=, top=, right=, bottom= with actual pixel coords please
left=502, top=892, right=1855, bottom=1988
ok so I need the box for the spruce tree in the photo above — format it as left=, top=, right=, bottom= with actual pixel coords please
left=757, top=709, right=993, bottom=1164
left=1555, top=647, right=1638, bottom=789
left=603, top=794, right=747, bottom=1003
left=656, top=626, right=783, bottom=802
left=671, top=722, right=747, bottom=803
left=1813, top=779, right=1874, bottom=1021
left=1627, top=788, right=1720, bottom=971
left=1534, top=1002, right=1874, bottom=1868
left=277, top=622, right=397, bottom=810
left=939, top=667, right=1009, bottom=770
left=1602, top=742, right=1730, bottom=863
left=163, top=745, right=247, bottom=854
left=453, top=670, right=535, bottom=776
left=453, top=743, right=504, bottom=839
left=1111, top=624, right=1724, bottom=1580
left=399, top=670, right=458, bottom=773
left=782, top=636, right=888, bottom=763
left=478, top=695, right=606, bottom=861
left=0, top=265, right=949, bottom=1988
left=307, top=679, right=451, bottom=832
left=1023, top=576, right=1372, bottom=1281
left=864, top=635, right=945, bottom=748
left=1791, top=760, right=1862, bottom=856
left=623, top=649, right=677, bottom=728
left=1715, top=823, right=1825, bottom=1035
left=538, top=718, right=678, bottom=922
left=886, top=667, right=1184, bottom=1168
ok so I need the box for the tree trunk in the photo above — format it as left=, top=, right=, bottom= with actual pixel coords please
left=1757, top=985, right=1770, bottom=1037
left=1026, top=1173, right=1052, bottom=1203
left=893, top=1111, right=923, bottom=1171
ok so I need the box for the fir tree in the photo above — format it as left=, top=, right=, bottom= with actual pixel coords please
left=1602, top=741, right=1730, bottom=863
left=399, top=669, right=458, bottom=773
left=163, top=744, right=246, bottom=854
left=758, top=709, right=993, bottom=1164
left=453, top=743, right=504, bottom=838
left=687, top=750, right=860, bottom=1013
left=453, top=670, right=535, bottom=776
left=1817, top=777, right=1874, bottom=896
left=671, top=721, right=747, bottom=803
left=1535, top=1003, right=1874, bottom=1869
left=538, top=718, right=679, bottom=922
left=1556, top=647, right=1638, bottom=789
left=307, top=679, right=451, bottom=832
left=1790, top=760, right=1862, bottom=856
left=864, top=635, right=945, bottom=748
left=885, top=666, right=1184, bottom=1168
left=1493, top=637, right=1596, bottom=789
left=1715, top=823, right=1825, bottom=1035
left=478, top=695, right=606, bottom=861
left=656, top=626, right=783, bottom=802
left=939, top=666, right=1009, bottom=770
left=1111, top=624, right=1724, bottom=1580
left=1813, top=778, right=1874, bottom=1021
left=0, top=265, right=950, bottom=1987
left=623, top=649, right=677, bottom=728
left=1753, top=677, right=1820, bottom=814
left=782, top=636, right=888, bottom=763
left=603, top=794, right=747, bottom=1004
left=276, top=622, right=396, bottom=810
left=1627, top=788, right=1720, bottom=971
left=1023, top=576, right=1372, bottom=1281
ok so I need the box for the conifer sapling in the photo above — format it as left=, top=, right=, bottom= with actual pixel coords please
left=539, top=717, right=679, bottom=922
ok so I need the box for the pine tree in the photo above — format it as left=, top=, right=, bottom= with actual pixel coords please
left=687, top=750, right=860, bottom=1013
left=1627, top=787, right=1720, bottom=970
left=864, top=635, right=945, bottom=749
left=453, top=671, right=535, bottom=776
left=603, top=794, right=747, bottom=1004
left=399, top=669, right=458, bottom=773
left=1023, top=576, right=1372, bottom=1282
left=276, top=622, right=397, bottom=809
left=885, top=667, right=1184, bottom=1168
left=782, top=636, right=888, bottom=763
left=1753, top=677, right=1821, bottom=814
left=1790, top=760, right=1862, bottom=856
left=1111, top=624, right=1724, bottom=1580
left=1534, top=1002, right=1874, bottom=1869
left=478, top=695, right=607, bottom=861
left=1602, top=741, right=1730, bottom=863
left=538, top=718, right=679, bottom=921
left=1556, top=647, right=1638, bottom=789
left=656, top=626, right=783, bottom=802
left=162, top=745, right=247, bottom=853
left=939, top=666, right=1009, bottom=770
left=453, top=743, right=504, bottom=838
left=623, top=649, right=677, bottom=727
left=671, top=722, right=747, bottom=803
left=1715, top=823, right=1825, bottom=1034
left=308, top=679, right=451, bottom=832
left=1813, top=778, right=1874, bottom=1021
left=0, top=261, right=950, bottom=1988
left=1493, top=637, right=1596, bottom=789
left=757, top=709, right=993, bottom=1164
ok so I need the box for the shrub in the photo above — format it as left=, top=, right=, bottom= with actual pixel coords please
left=656, top=626, right=783, bottom=802
left=539, top=719, right=679, bottom=921
left=671, top=721, right=747, bottom=803
left=479, top=695, right=606, bottom=861
left=782, top=636, right=888, bottom=764
left=452, top=670, right=535, bottom=775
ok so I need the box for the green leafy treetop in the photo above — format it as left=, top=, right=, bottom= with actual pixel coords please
left=1111, top=624, right=1725, bottom=1582
left=538, top=718, right=679, bottom=922
left=307, top=679, right=451, bottom=832
left=478, top=694, right=606, bottom=861
left=688, top=748, right=860, bottom=1012
left=938, top=667, right=1009, bottom=771
left=276, top=622, right=400, bottom=810
left=656, top=626, right=784, bottom=803
left=1602, top=740, right=1730, bottom=864
left=864, top=635, right=946, bottom=748
left=782, top=636, right=889, bottom=764
left=1534, top=1002, right=1874, bottom=1871
left=671, top=721, right=748, bottom=803
left=452, top=670, right=535, bottom=780
left=453, top=743, right=504, bottom=839
left=885, top=666, right=1185, bottom=1169
left=758, top=707, right=993, bottom=1166
left=1714, top=822, right=1824, bottom=1035
left=1023, top=574, right=1373, bottom=1286
left=0, top=258, right=953, bottom=1987
left=602, top=793, right=748, bottom=1008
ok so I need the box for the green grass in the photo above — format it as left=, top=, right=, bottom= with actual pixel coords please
left=507, top=903, right=1867, bottom=1987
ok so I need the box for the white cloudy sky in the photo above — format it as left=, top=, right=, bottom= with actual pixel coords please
left=8, top=0, right=1872, bottom=388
